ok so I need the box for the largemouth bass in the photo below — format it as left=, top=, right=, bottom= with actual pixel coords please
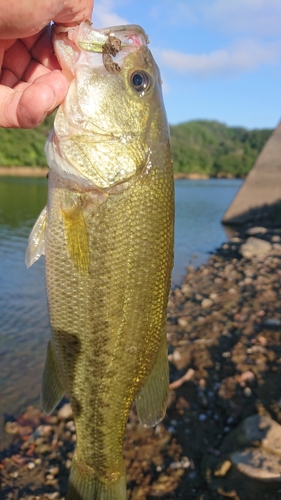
left=26, top=22, right=174, bottom=500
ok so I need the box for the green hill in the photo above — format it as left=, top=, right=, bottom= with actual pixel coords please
left=0, top=114, right=54, bottom=167
left=0, top=116, right=273, bottom=177
left=170, top=120, right=273, bottom=177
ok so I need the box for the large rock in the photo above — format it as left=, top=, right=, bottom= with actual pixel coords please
left=240, top=237, right=271, bottom=259
left=231, top=448, right=281, bottom=481
left=203, top=415, right=281, bottom=498
left=234, top=415, right=281, bottom=452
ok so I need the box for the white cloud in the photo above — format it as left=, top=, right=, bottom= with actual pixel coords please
left=150, top=2, right=198, bottom=26
left=205, top=0, right=281, bottom=36
left=159, top=39, right=281, bottom=78
left=92, top=0, right=128, bottom=28
left=149, top=1, right=281, bottom=37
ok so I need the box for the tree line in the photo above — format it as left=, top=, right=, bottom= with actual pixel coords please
left=0, top=116, right=273, bottom=177
left=170, top=120, right=273, bottom=177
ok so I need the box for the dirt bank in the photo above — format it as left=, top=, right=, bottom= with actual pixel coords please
left=0, top=167, right=48, bottom=177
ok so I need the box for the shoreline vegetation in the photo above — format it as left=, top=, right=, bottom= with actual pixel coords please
left=0, top=116, right=272, bottom=178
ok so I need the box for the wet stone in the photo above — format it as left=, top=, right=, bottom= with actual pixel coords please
left=201, top=298, right=213, bottom=308
left=5, top=421, right=19, bottom=435
left=178, top=317, right=189, bottom=327
left=57, top=403, right=72, bottom=419
left=231, top=448, right=281, bottom=480
left=240, top=237, right=271, bottom=258
left=247, top=227, right=268, bottom=235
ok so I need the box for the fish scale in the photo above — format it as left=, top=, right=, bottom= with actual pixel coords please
left=26, top=22, right=174, bottom=500
left=45, top=166, right=173, bottom=483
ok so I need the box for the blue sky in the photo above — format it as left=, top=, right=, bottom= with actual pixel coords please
left=92, top=0, right=281, bottom=130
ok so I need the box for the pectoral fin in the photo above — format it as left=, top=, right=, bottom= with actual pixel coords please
left=135, top=334, right=169, bottom=427
left=61, top=201, right=89, bottom=273
left=25, top=206, right=47, bottom=268
left=42, top=341, right=66, bottom=415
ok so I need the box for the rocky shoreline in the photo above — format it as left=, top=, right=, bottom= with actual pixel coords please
left=1, top=223, right=281, bottom=499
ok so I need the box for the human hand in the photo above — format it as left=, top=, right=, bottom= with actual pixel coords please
left=0, top=0, right=94, bottom=128
left=0, top=26, right=68, bottom=128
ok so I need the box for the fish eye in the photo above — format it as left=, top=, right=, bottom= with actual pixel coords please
left=131, top=71, right=151, bottom=92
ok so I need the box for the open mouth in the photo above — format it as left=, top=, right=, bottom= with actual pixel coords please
left=54, top=23, right=148, bottom=51
left=53, top=23, right=149, bottom=77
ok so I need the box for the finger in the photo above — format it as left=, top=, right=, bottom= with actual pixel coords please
left=34, top=70, right=69, bottom=105
left=0, top=39, right=16, bottom=69
left=0, top=71, right=68, bottom=128
left=18, top=83, right=56, bottom=127
left=53, top=0, right=94, bottom=25
left=0, top=55, right=53, bottom=89
left=22, top=25, right=60, bottom=71
left=0, top=38, right=48, bottom=87
left=14, top=70, right=68, bottom=99
left=0, top=83, right=55, bottom=128
left=2, top=40, right=31, bottom=80
left=0, top=69, right=18, bottom=88
left=20, top=26, right=48, bottom=51
left=0, top=1, right=93, bottom=40
left=22, top=60, right=51, bottom=83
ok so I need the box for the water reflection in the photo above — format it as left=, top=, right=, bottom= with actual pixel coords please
left=173, top=178, right=243, bottom=285
left=0, top=176, right=47, bottom=229
left=0, top=177, right=49, bottom=447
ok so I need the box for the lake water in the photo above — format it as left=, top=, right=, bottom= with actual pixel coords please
left=0, top=176, right=242, bottom=445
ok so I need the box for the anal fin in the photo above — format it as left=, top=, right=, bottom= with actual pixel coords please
left=42, top=341, right=66, bottom=415
left=135, top=333, right=169, bottom=427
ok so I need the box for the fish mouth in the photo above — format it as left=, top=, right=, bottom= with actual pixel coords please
left=54, top=23, right=149, bottom=50
left=53, top=23, right=149, bottom=79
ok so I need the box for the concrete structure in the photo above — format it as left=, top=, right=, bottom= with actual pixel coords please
left=222, top=121, right=281, bottom=224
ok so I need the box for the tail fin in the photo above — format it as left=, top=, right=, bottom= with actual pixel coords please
left=66, top=456, right=127, bottom=500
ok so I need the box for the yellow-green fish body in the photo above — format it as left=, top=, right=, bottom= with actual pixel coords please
left=26, top=23, right=174, bottom=500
